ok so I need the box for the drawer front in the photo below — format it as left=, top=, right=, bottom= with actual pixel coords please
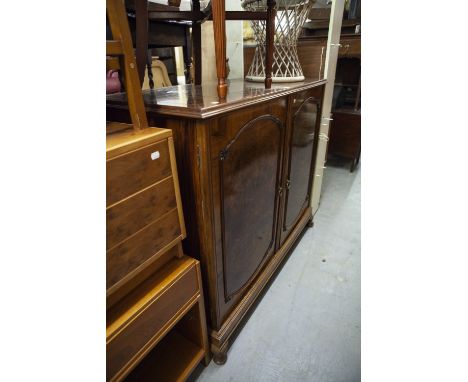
left=107, top=208, right=182, bottom=291
left=106, top=176, right=177, bottom=250
left=107, top=139, right=172, bottom=206
left=106, top=264, right=199, bottom=380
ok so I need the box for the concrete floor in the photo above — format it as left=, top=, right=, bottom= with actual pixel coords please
left=193, top=161, right=361, bottom=382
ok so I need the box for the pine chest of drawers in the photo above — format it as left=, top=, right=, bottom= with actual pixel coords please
left=106, top=123, right=209, bottom=381
left=106, top=123, right=186, bottom=304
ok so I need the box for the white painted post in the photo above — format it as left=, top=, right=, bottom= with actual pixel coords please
left=310, top=0, right=345, bottom=215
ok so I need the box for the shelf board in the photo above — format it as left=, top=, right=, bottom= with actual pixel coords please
left=125, top=330, right=205, bottom=382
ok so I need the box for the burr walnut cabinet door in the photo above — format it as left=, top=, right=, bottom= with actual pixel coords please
left=280, top=92, right=321, bottom=245
left=209, top=101, right=286, bottom=321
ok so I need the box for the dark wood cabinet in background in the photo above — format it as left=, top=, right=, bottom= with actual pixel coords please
left=247, top=32, right=361, bottom=172
left=328, top=110, right=361, bottom=171
left=107, top=79, right=325, bottom=364
left=329, top=35, right=361, bottom=171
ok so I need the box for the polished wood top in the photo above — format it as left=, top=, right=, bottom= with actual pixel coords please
left=107, top=78, right=327, bottom=119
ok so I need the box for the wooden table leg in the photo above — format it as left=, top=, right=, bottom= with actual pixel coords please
left=135, top=0, right=149, bottom=87
left=192, top=0, right=202, bottom=85
left=265, top=0, right=276, bottom=89
left=146, top=49, right=154, bottom=89
left=354, top=70, right=361, bottom=111
left=192, top=23, right=202, bottom=85
left=183, top=27, right=193, bottom=84
left=211, top=0, right=227, bottom=99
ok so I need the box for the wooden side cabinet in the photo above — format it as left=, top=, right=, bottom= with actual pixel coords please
left=107, top=79, right=326, bottom=364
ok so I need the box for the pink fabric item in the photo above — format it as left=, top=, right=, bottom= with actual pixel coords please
left=106, top=70, right=121, bottom=94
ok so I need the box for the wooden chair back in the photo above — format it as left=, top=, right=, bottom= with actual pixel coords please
left=106, top=0, right=148, bottom=131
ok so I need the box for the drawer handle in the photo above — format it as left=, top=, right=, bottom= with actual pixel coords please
left=150, top=151, right=160, bottom=160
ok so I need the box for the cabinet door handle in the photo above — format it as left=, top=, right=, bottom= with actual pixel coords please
left=286, top=179, right=291, bottom=190
left=278, top=186, right=283, bottom=196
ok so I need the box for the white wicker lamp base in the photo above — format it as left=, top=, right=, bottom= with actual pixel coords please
left=246, top=75, right=305, bottom=82
left=243, top=0, right=312, bottom=83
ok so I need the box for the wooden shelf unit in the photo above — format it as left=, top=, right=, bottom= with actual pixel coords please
left=107, top=254, right=209, bottom=382
left=106, top=2, right=209, bottom=379
left=106, top=123, right=210, bottom=382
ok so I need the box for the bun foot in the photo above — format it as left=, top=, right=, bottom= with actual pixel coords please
left=213, top=351, right=227, bottom=365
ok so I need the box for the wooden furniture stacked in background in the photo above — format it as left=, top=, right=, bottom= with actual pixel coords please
left=127, top=0, right=277, bottom=97
left=246, top=9, right=362, bottom=172
left=243, top=0, right=313, bottom=83
left=145, top=47, right=178, bottom=85
left=106, top=1, right=209, bottom=380
left=142, top=56, right=173, bottom=89
left=244, top=3, right=332, bottom=83
left=208, top=0, right=277, bottom=94
left=107, top=77, right=326, bottom=364
left=302, top=8, right=361, bottom=171
left=244, top=37, right=327, bottom=80
left=327, top=34, right=361, bottom=171
left=125, top=0, right=202, bottom=86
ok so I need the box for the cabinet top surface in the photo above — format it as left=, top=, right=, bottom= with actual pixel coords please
left=107, top=78, right=326, bottom=119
